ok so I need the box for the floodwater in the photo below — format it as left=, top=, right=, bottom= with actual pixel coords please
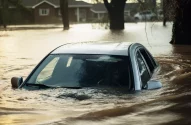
left=0, top=23, right=191, bottom=125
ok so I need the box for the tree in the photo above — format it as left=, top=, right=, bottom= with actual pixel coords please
left=103, top=0, right=127, bottom=30
left=163, top=0, right=172, bottom=26
left=0, top=0, right=32, bottom=29
left=162, top=0, right=167, bottom=26
left=101, top=0, right=157, bottom=30
left=171, top=0, right=191, bottom=44
left=60, top=0, right=69, bottom=30
left=0, top=0, right=9, bottom=28
left=137, top=0, right=156, bottom=8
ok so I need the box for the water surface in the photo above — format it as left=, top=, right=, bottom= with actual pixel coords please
left=0, top=23, right=191, bottom=125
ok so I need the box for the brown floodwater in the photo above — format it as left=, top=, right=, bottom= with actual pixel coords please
left=0, top=23, right=191, bottom=125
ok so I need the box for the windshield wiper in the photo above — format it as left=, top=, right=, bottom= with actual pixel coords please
left=26, top=83, right=55, bottom=89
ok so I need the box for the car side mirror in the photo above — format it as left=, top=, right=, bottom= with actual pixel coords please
left=146, top=80, right=162, bottom=90
left=11, top=77, right=23, bottom=89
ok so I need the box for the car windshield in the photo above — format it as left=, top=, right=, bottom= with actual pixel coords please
left=26, top=54, right=131, bottom=88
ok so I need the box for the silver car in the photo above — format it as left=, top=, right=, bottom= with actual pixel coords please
left=11, top=42, right=162, bottom=91
left=134, top=10, right=157, bottom=21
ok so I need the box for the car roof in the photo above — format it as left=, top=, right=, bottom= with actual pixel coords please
left=51, top=42, right=135, bottom=56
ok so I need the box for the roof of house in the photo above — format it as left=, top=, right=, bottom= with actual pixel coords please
left=51, top=42, right=134, bottom=56
left=91, top=3, right=107, bottom=13
left=125, top=3, right=140, bottom=11
left=20, top=0, right=92, bottom=8
left=91, top=3, right=140, bottom=13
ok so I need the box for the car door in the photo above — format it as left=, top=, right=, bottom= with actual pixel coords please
left=136, top=50, right=151, bottom=89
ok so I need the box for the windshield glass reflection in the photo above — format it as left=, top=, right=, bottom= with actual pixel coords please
left=26, top=54, right=131, bottom=88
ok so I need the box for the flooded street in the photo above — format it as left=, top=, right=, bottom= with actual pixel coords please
left=0, top=23, right=191, bottom=125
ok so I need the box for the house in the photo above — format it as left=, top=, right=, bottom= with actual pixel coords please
left=91, top=3, right=108, bottom=21
left=0, top=0, right=92, bottom=24
left=91, top=3, right=140, bottom=21
left=0, top=0, right=140, bottom=24
left=26, top=0, right=92, bottom=23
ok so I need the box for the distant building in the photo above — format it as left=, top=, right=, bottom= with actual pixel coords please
left=23, top=0, right=92, bottom=23
left=0, top=0, right=140, bottom=24
left=91, top=3, right=108, bottom=21
left=0, top=0, right=92, bottom=24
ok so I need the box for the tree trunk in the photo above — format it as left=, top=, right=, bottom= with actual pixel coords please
left=103, top=0, right=126, bottom=30
left=60, top=0, right=69, bottom=30
left=8, top=0, right=33, bottom=21
left=163, top=0, right=167, bottom=26
left=1, top=0, right=9, bottom=29
left=171, top=0, right=191, bottom=44
left=153, top=0, right=156, bottom=8
left=163, top=0, right=171, bottom=27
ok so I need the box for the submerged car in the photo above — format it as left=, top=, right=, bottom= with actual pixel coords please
left=11, top=42, right=162, bottom=91
left=157, top=9, right=164, bottom=20
left=134, top=10, right=157, bottom=21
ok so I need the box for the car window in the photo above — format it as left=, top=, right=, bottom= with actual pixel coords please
left=136, top=51, right=151, bottom=88
left=142, top=12, right=147, bottom=15
left=36, top=57, right=59, bottom=83
left=139, top=48, right=156, bottom=73
left=145, top=11, right=151, bottom=14
left=27, top=55, right=131, bottom=89
left=141, top=11, right=151, bottom=15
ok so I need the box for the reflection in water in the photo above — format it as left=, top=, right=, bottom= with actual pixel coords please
left=0, top=23, right=191, bottom=125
